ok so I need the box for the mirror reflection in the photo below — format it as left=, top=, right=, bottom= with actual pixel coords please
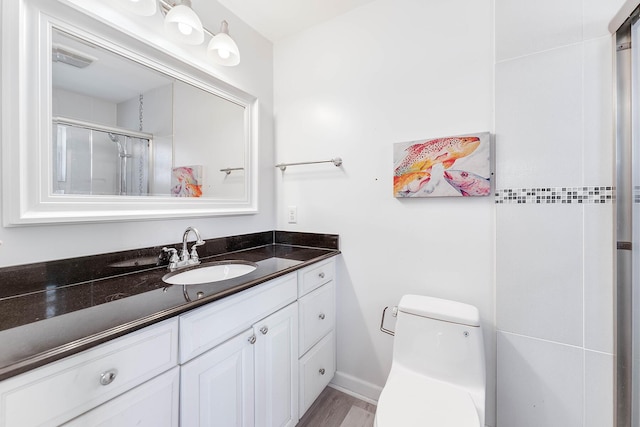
left=51, top=28, right=246, bottom=199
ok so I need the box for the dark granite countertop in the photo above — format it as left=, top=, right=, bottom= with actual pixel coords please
left=0, top=231, right=339, bottom=381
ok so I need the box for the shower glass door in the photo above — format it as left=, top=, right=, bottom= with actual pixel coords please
left=52, top=121, right=151, bottom=196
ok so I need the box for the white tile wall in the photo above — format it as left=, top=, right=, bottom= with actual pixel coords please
left=583, top=0, right=627, bottom=40
left=53, top=88, right=117, bottom=125
left=495, top=0, right=617, bottom=426
left=584, top=350, right=614, bottom=427
left=495, top=45, right=583, bottom=189
left=497, top=332, right=584, bottom=427
left=583, top=204, right=614, bottom=353
left=497, top=204, right=584, bottom=346
left=495, top=0, right=582, bottom=61
left=583, top=36, right=615, bottom=187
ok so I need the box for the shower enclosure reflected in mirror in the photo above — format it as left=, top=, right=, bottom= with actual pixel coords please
left=1, top=0, right=258, bottom=225
left=52, top=121, right=153, bottom=196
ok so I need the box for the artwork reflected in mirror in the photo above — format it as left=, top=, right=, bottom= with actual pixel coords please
left=171, top=166, right=203, bottom=197
left=51, top=28, right=246, bottom=199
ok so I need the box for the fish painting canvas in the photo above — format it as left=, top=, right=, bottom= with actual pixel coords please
left=393, top=132, right=491, bottom=198
left=171, top=165, right=203, bottom=197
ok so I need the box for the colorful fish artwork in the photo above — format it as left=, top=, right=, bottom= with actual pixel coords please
left=393, top=170, right=432, bottom=195
left=171, top=166, right=203, bottom=197
left=443, top=170, right=491, bottom=196
left=393, top=132, right=491, bottom=198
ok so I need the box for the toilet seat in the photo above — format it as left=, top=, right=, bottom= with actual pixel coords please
left=375, top=368, right=480, bottom=427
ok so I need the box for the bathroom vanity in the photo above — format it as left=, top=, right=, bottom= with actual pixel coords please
left=0, top=2, right=340, bottom=424
left=0, top=231, right=338, bottom=426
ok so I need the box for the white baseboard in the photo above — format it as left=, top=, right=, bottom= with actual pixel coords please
left=329, top=371, right=383, bottom=405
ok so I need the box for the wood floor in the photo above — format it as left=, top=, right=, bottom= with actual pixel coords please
left=296, top=386, right=377, bottom=427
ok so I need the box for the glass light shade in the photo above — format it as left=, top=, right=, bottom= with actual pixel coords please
left=120, top=0, right=157, bottom=16
left=207, top=22, right=240, bottom=66
left=164, top=4, right=204, bottom=45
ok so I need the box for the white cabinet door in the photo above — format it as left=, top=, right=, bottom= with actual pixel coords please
left=62, top=367, right=179, bottom=427
left=180, top=329, right=256, bottom=427
left=180, top=303, right=299, bottom=427
left=254, top=302, right=299, bottom=427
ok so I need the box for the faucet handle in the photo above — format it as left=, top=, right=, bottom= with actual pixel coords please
left=163, top=247, right=181, bottom=271
left=190, top=239, right=205, bottom=262
left=189, top=242, right=204, bottom=263
left=190, top=247, right=200, bottom=263
left=162, top=247, right=179, bottom=263
left=191, top=239, right=205, bottom=248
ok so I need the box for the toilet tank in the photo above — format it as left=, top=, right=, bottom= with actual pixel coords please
left=392, top=295, right=485, bottom=392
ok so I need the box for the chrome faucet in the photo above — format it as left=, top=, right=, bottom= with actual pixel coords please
left=162, top=226, right=206, bottom=271
left=181, top=226, right=205, bottom=262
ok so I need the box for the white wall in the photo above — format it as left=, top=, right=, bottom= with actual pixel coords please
left=273, top=0, right=496, bottom=424
left=494, top=0, right=621, bottom=426
left=173, top=81, right=246, bottom=199
left=0, top=0, right=275, bottom=267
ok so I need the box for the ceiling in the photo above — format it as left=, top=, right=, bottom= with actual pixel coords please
left=215, top=0, right=377, bottom=42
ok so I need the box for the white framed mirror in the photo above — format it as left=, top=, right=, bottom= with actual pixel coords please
left=1, top=0, right=258, bottom=226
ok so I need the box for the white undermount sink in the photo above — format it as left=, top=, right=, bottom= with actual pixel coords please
left=162, top=261, right=258, bottom=285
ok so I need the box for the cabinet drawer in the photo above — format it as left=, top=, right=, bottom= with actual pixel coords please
left=0, top=319, right=178, bottom=427
left=298, top=281, right=335, bottom=355
left=179, top=273, right=297, bottom=363
left=299, top=330, right=335, bottom=416
left=297, top=258, right=335, bottom=297
left=63, top=366, right=180, bottom=427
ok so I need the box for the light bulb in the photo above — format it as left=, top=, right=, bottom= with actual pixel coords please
left=207, top=22, right=240, bottom=66
left=163, top=2, right=204, bottom=44
left=178, top=22, right=193, bottom=35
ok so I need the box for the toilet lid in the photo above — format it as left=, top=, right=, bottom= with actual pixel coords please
left=376, top=371, right=480, bottom=427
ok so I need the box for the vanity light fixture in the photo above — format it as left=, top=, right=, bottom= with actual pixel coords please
left=118, top=0, right=240, bottom=65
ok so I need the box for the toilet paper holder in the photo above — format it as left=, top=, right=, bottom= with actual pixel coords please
left=380, top=306, right=398, bottom=336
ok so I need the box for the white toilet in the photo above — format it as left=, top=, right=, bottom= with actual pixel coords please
left=375, top=295, right=486, bottom=427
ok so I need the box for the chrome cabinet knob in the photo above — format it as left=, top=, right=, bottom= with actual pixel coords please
left=318, top=272, right=325, bottom=279
left=319, top=368, right=326, bottom=375
left=318, top=313, right=326, bottom=320
left=260, top=326, right=269, bottom=335
left=248, top=335, right=257, bottom=344
left=99, top=369, right=118, bottom=386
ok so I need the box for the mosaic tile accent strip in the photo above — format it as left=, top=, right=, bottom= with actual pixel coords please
left=495, top=186, right=614, bottom=204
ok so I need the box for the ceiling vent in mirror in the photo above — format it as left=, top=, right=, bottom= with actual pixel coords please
left=52, top=44, right=96, bottom=68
